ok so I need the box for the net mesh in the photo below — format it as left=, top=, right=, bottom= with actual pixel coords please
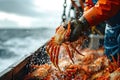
left=26, top=44, right=50, bottom=73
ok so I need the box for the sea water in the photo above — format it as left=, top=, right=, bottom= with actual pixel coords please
left=0, top=28, right=55, bottom=72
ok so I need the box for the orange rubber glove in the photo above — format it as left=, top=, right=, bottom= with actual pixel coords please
left=82, top=0, right=120, bottom=26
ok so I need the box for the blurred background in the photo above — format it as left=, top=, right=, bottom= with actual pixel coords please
left=0, top=0, right=70, bottom=72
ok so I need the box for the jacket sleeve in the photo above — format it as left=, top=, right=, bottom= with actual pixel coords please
left=84, top=0, right=94, bottom=12
left=83, top=0, right=120, bottom=26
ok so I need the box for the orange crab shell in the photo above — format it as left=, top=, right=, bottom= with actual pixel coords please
left=54, top=22, right=71, bottom=44
left=24, top=64, right=51, bottom=80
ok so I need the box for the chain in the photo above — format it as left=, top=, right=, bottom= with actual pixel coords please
left=62, top=0, right=67, bottom=23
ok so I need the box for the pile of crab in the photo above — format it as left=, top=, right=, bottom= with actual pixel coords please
left=24, top=22, right=120, bottom=80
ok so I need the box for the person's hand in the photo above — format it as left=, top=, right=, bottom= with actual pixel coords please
left=68, top=17, right=89, bottom=42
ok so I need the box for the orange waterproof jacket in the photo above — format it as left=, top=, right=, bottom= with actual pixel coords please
left=83, top=0, right=120, bottom=26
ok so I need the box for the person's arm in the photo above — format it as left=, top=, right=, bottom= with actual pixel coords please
left=82, top=0, right=120, bottom=26
left=68, top=0, right=120, bottom=41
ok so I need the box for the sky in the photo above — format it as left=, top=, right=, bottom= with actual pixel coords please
left=0, top=0, right=70, bottom=28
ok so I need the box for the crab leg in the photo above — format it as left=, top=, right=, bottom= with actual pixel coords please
left=69, top=43, right=84, bottom=56
left=52, top=45, right=57, bottom=66
left=54, top=45, right=61, bottom=71
left=46, top=38, right=55, bottom=53
left=49, top=43, right=56, bottom=66
left=62, top=43, right=74, bottom=63
left=48, top=43, right=61, bottom=71
left=46, top=41, right=53, bottom=55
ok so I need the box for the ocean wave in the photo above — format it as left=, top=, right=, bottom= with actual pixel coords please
left=0, top=28, right=54, bottom=73
left=3, top=37, right=47, bottom=55
left=0, top=48, right=18, bottom=59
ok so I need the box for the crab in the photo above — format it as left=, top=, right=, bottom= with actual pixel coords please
left=46, top=22, right=85, bottom=70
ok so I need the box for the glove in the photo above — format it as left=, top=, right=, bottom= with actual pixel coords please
left=69, top=17, right=89, bottom=42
